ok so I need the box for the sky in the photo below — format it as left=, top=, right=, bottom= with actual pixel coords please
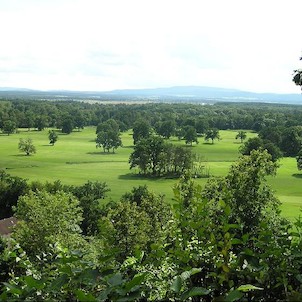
left=0, top=0, right=301, bottom=93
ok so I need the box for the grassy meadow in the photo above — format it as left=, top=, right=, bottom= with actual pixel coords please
left=0, top=127, right=301, bottom=220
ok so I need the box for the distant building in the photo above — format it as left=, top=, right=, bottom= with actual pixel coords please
left=0, top=217, right=17, bottom=237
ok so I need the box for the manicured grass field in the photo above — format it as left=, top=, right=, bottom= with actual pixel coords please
left=0, top=127, right=301, bottom=220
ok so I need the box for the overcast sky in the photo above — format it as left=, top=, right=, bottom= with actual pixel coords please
left=0, top=0, right=301, bottom=93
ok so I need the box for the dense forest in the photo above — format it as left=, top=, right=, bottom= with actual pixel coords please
left=1, top=99, right=302, bottom=301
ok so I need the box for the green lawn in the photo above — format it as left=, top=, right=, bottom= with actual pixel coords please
left=1, top=127, right=301, bottom=219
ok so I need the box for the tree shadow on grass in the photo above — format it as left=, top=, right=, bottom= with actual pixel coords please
left=87, top=151, right=116, bottom=155
left=292, top=173, right=302, bottom=178
left=118, top=173, right=163, bottom=181
left=118, top=173, right=144, bottom=180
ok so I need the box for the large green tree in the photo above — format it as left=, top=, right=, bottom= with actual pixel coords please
left=13, top=190, right=83, bottom=258
left=99, top=185, right=171, bottom=259
left=240, top=137, right=282, bottom=162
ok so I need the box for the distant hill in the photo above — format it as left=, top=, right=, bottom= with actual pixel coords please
left=0, top=86, right=301, bottom=104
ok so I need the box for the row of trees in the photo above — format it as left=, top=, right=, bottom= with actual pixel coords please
left=1, top=150, right=302, bottom=301
left=3, top=99, right=302, bottom=136
left=129, top=136, right=195, bottom=177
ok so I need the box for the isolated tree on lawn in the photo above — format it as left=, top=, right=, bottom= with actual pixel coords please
left=205, top=128, right=220, bottom=144
left=18, top=138, right=36, bottom=156
left=235, top=130, right=247, bottom=143
left=2, top=120, right=16, bottom=135
left=48, top=130, right=58, bottom=146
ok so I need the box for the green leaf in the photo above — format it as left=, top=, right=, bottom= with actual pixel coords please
left=107, top=273, right=123, bottom=286
left=231, top=238, right=242, bottom=245
left=171, top=276, right=182, bottom=293
left=23, top=275, right=45, bottom=290
left=225, top=289, right=244, bottom=301
left=180, top=268, right=201, bottom=281
left=75, top=289, right=96, bottom=302
left=49, top=274, right=68, bottom=291
left=237, top=284, right=263, bottom=292
left=124, top=273, right=147, bottom=292
left=3, top=283, right=22, bottom=295
left=180, top=287, right=210, bottom=300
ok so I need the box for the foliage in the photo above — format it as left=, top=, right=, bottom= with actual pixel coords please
left=0, top=242, right=149, bottom=302
left=72, top=180, right=110, bottom=236
left=48, top=130, right=58, bottom=145
left=0, top=170, right=29, bottom=219
left=204, top=149, right=279, bottom=232
left=99, top=186, right=172, bottom=260
left=240, top=137, right=282, bottom=162
left=293, top=55, right=302, bottom=88
left=18, top=138, right=36, bottom=156
left=1, top=152, right=302, bottom=301
left=13, top=190, right=84, bottom=259
left=280, top=126, right=302, bottom=156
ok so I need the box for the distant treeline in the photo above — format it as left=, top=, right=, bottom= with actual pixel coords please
left=2, top=99, right=302, bottom=158
left=1, top=99, right=302, bottom=131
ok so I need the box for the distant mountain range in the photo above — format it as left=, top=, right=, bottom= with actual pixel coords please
left=0, top=86, right=302, bottom=104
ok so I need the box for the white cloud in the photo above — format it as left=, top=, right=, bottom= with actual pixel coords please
left=0, top=0, right=301, bottom=92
